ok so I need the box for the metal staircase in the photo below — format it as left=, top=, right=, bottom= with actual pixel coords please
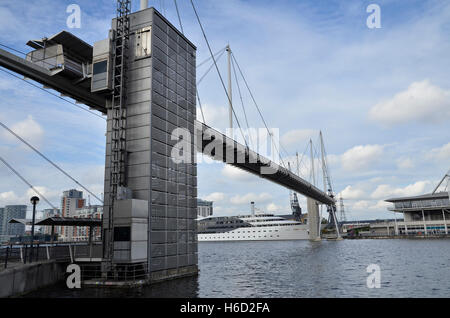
left=107, top=0, right=131, bottom=264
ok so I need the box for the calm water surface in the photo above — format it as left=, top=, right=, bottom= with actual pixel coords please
left=24, top=239, right=450, bottom=298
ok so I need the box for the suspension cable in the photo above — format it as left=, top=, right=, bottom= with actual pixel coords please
left=190, top=0, right=248, bottom=148
left=230, top=56, right=253, bottom=149
left=196, top=91, right=206, bottom=124
left=197, top=49, right=226, bottom=86
left=231, top=52, right=287, bottom=167
left=0, top=120, right=103, bottom=204
left=173, top=0, right=184, bottom=34
left=197, top=47, right=227, bottom=68
left=173, top=0, right=207, bottom=124
left=0, top=155, right=57, bottom=209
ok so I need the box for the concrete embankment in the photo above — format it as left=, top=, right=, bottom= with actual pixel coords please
left=0, top=260, right=66, bottom=298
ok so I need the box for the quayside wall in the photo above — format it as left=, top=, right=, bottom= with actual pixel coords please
left=0, top=260, right=67, bottom=298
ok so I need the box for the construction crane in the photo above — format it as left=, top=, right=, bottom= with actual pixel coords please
left=339, top=195, right=347, bottom=223
left=288, top=159, right=303, bottom=221
left=319, top=131, right=341, bottom=238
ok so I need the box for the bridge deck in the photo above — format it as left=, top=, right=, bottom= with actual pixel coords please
left=198, top=122, right=334, bottom=205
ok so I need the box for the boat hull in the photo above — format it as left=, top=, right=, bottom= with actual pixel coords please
left=198, top=224, right=309, bottom=242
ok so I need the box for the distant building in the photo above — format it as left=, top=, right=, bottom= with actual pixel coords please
left=197, top=199, right=213, bottom=217
left=41, top=208, right=61, bottom=236
left=60, top=189, right=86, bottom=241
left=72, top=205, right=103, bottom=241
left=0, top=208, right=4, bottom=237
left=0, top=205, right=27, bottom=239
left=385, top=192, right=450, bottom=235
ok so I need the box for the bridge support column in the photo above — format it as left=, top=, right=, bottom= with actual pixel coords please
left=307, top=198, right=321, bottom=241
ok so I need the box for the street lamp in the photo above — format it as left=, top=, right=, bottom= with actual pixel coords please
left=30, top=196, right=39, bottom=262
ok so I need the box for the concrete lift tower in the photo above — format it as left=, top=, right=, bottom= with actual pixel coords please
left=97, top=1, right=199, bottom=281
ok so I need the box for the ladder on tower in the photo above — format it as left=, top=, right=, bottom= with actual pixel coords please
left=106, top=0, right=131, bottom=266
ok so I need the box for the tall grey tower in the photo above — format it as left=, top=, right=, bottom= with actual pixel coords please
left=93, top=7, right=197, bottom=281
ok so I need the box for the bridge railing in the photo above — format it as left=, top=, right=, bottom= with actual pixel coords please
left=1, top=241, right=103, bottom=269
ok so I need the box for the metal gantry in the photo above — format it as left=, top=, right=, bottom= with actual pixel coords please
left=107, top=0, right=131, bottom=263
left=339, top=196, right=347, bottom=222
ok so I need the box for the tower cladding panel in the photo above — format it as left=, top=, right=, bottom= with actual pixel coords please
left=103, top=8, right=198, bottom=279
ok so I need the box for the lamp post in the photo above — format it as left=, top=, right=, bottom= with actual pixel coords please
left=30, top=196, right=39, bottom=262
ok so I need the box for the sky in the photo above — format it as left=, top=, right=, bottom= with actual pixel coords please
left=0, top=0, right=449, bottom=220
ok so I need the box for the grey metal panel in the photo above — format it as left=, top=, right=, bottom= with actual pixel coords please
left=128, top=151, right=151, bottom=165
left=132, top=190, right=150, bottom=201
left=127, top=176, right=150, bottom=190
left=166, top=256, right=178, bottom=269
left=166, top=243, right=177, bottom=256
left=177, top=243, right=187, bottom=254
left=128, top=56, right=151, bottom=71
left=126, top=139, right=151, bottom=153
left=151, top=204, right=166, bottom=217
left=150, top=231, right=165, bottom=244
left=166, top=218, right=177, bottom=230
left=127, top=102, right=151, bottom=116
left=127, top=126, right=151, bottom=140
left=150, top=257, right=165, bottom=271
left=151, top=191, right=167, bottom=205
left=128, top=90, right=151, bottom=104
left=150, top=217, right=166, bottom=230
left=127, top=77, right=151, bottom=94
left=151, top=244, right=166, bottom=257
left=166, top=206, right=177, bottom=218
left=166, top=231, right=177, bottom=243
left=127, top=113, right=151, bottom=128
left=151, top=177, right=166, bottom=191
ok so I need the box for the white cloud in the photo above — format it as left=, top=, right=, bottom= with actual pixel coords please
left=266, top=203, right=280, bottom=212
left=371, top=181, right=432, bottom=199
left=196, top=104, right=228, bottom=130
left=339, top=185, right=366, bottom=200
left=352, top=200, right=371, bottom=211
left=3, top=115, right=44, bottom=148
left=0, top=191, right=20, bottom=205
left=341, top=144, right=384, bottom=171
left=230, top=192, right=273, bottom=205
left=369, top=200, right=390, bottom=211
left=369, top=80, right=450, bottom=125
left=25, top=186, right=60, bottom=204
left=427, top=142, right=450, bottom=161
left=203, top=192, right=226, bottom=202
left=396, top=157, right=414, bottom=170
left=221, top=165, right=255, bottom=182
left=281, top=129, right=317, bottom=150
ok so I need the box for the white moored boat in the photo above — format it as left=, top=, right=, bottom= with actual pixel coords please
left=197, top=202, right=309, bottom=241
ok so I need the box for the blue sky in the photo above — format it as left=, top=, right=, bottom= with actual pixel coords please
left=0, top=0, right=449, bottom=220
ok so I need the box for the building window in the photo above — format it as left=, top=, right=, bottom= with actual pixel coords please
left=114, top=226, right=131, bottom=242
